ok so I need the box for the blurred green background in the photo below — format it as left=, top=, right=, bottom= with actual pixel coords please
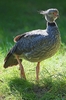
left=0, top=1, right=66, bottom=100
left=0, top=0, right=66, bottom=49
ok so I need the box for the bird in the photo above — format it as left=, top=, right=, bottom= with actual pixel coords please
left=3, top=8, right=61, bottom=80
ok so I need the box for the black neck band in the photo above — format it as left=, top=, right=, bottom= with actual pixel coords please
left=48, top=22, right=56, bottom=26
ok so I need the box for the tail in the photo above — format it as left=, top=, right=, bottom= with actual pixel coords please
left=3, top=50, right=22, bottom=68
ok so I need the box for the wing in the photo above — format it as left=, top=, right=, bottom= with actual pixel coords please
left=12, top=29, right=49, bottom=55
left=14, top=29, right=48, bottom=42
left=14, top=34, right=26, bottom=42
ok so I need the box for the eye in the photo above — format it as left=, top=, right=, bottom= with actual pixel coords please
left=53, top=12, right=55, bottom=15
left=53, top=12, right=57, bottom=16
left=53, top=11, right=57, bottom=16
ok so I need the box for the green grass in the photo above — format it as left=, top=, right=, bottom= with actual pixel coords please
left=0, top=0, right=66, bottom=100
left=0, top=44, right=66, bottom=100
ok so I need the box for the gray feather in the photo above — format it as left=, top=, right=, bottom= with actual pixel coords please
left=11, top=23, right=61, bottom=62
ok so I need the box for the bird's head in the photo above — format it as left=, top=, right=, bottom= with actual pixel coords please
left=39, top=8, right=59, bottom=23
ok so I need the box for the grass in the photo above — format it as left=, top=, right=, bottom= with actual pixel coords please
left=0, top=44, right=66, bottom=100
left=0, top=0, right=66, bottom=100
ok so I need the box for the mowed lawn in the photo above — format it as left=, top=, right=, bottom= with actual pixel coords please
left=0, top=0, right=66, bottom=100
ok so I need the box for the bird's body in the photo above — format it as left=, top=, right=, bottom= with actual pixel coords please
left=11, top=23, right=60, bottom=62
left=4, top=8, right=61, bottom=80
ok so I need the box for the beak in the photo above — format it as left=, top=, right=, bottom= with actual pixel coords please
left=57, top=14, right=59, bottom=17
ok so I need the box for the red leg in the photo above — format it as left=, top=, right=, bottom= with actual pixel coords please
left=36, top=62, right=40, bottom=80
left=15, top=55, right=26, bottom=79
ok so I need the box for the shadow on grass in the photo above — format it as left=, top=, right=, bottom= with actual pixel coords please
left=8, top=78, right=47, bottom=100
left=8, top=76, right=66, bottom=100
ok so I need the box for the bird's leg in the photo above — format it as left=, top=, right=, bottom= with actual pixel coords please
left=15, top=55, right=26, bottom=79
left=36, top=62, right=40, bottom=80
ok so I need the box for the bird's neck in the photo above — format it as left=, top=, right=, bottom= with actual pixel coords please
left=46, top=22, right=57, bottom=30
left=46, top=22, right=58, bottom=33
left=47, top=22, right=56, bottom=27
